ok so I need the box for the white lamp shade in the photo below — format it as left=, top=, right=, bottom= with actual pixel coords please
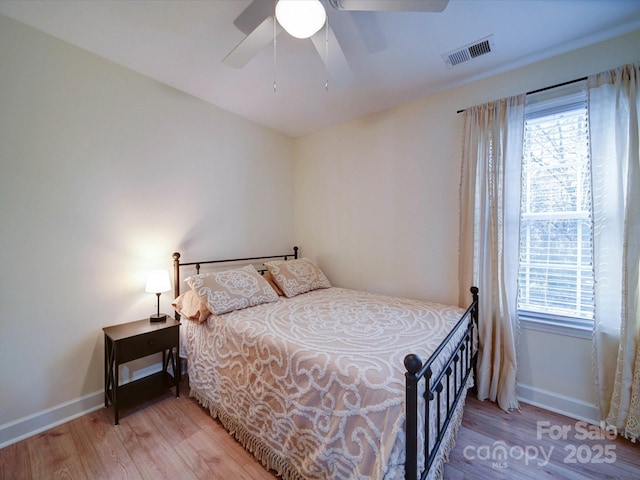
left=145, top=269, right=171, bottom=294
left=275, top=0, right=326, bottom=39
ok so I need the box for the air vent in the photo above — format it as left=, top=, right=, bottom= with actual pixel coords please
left=442, top=35, right=495, bottom=68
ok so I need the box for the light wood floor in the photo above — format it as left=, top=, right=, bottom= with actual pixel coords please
left=1, top=379, right=638, bottom=479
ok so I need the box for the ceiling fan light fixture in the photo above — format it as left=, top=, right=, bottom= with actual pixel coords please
left=275, top=0, right=327, bottom=39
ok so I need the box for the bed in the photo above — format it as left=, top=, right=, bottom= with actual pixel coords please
left=172, top=247, right=478, bottom=480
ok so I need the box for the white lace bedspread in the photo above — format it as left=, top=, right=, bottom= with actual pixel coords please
left=184, top=287, right=467, bottom=480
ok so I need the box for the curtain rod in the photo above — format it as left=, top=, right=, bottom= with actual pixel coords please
left=456, top=76, right=588, bottom=114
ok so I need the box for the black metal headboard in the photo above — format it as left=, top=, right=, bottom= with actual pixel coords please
left=171, top=246, right=299, bottom=318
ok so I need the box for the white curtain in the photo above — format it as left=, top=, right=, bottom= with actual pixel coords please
left=590, top=62, right=640, bottom=441
left=459, top=94, right=525, bottom=411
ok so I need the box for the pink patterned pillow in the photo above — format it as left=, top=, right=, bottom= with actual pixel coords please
left=264, top=258, right=331, bottom=298
left=185, top=264, right=279, bottom=315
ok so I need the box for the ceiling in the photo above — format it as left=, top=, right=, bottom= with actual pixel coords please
left=1, top=0, right=640, bottom=137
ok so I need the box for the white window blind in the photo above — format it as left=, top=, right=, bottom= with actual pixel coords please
left=517, top=82, right=595, bottom=328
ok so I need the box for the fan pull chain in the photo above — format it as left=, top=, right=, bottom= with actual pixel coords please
left=273, top=13, right=277, bottom=93
left=325, top=19, right=329, bottom=92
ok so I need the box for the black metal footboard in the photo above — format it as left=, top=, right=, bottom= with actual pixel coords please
left=404, top=287, right=479, bottom=480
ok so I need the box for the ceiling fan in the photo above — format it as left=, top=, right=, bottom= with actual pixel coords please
left=222, top=0, right=449, bottom=85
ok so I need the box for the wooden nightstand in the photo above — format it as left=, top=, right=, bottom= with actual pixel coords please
left=103, top=317, right=181, bottom=425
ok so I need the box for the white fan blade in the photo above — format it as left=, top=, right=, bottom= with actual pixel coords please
left=328, top=0, right=449, bottom=12
left=233, top=0, right=275, bottom=35
left=310, top=24, right=354, bottom=86
left=223, top=16, right=282, bottom=69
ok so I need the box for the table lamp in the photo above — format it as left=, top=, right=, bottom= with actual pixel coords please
left=145, top=269, right=171, bottom=322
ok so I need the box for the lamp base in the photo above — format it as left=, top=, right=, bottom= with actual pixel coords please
left=150, top=313, right=167, bottom=323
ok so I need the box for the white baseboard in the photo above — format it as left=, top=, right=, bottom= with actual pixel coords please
left=517, top=382, right=600, bottom=425
left=0, top=363, right=164, bottom=449
left=0, top=390, right=104, bottom=449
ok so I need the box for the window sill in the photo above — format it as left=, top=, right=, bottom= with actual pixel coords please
left=519, top=313, right=593, bottom=340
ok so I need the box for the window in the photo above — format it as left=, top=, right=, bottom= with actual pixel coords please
left=517, top=82, right=595, bottom=335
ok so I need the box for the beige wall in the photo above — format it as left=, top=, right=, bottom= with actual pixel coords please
left=293, top=96, right=464, bottom=305
left=0, top=13, right=294, bottom=441
left=294, top=30, right=640, bottom=421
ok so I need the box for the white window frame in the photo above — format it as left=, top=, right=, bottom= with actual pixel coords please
left=517, top=81, right=594, bottom=339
